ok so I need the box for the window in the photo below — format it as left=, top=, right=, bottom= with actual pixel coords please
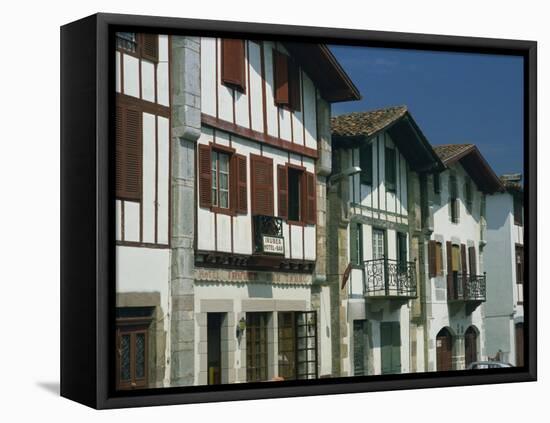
left=480, top=193, right=486, bottom=219
left=116, top=102, right=142, bottom=201
left=251, top=155, right=274, bottom=216
left=513, top=194, right=523, bottom=226
left=385, top=147, right=397, bottom=192
left=372, top=229, right=385, bottom=260
left=116, top=325, right=148, bottom=390
left=221, top=39, right=246, bottom=92
left=433, top=172, right=441, bottom=194
left=428, top=240, right=443, bottom=277
left=359, top=143, right=373, bottom=185
left=116, top=32, right=158, bottom=62
left=449, top=173, right=459, bottom=223
left=199, top=144, right=248, bottom=214
left=468, top=246, right=477, bottom=275
left=273, top=50, right=301, bottom=111
left=350, top=222, right=363, bottom=266
left=278, top=312, right=296, bottom=380
left=515, top=245, right=524, bottom=285
left=277, top=164, right=316, bottom=224
left=212, top=151, right=230, bottom=209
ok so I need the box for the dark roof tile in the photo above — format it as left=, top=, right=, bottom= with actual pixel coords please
left=331, top=106, right=408, bottom=137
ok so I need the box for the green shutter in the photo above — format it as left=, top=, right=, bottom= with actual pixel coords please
left=359, top=143, right=373, bottom=185
left=350, top=222, right=362, bottom=266
left=385, top=148, right=396, bottom=192
left=381, top=322, right=401, bottom=374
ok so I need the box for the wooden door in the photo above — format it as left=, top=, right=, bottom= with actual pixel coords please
left=436, top=328, right=453, bottom=371
left=515, top=323, right=524, bottom=367
left=207, top=313, right=223, bottom=385
left=277, top=312, right=296, bottom=380
left=296, top=311, right=318, bottom=379
left=464, top=326, right=478, bottom=367
left=381, top=322, right=401, bottom=374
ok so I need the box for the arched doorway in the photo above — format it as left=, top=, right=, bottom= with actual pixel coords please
left=464, top=326, right=478, bottom=367
left=515, top=323, right=524, bottom=366
left=436, top=328, right=453, bottom=371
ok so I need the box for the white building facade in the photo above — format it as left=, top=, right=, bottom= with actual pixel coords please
left=423, top=144, right=503, bottom=371
left=484, top=175, right=524, bottom=365
left=329, top=107, right=443, bottom=376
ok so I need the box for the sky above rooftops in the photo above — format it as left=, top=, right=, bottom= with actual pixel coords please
left=329, top=45, right=524, bottom=177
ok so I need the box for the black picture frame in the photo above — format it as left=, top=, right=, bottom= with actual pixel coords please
left=60, top=12, right=537, bottom=409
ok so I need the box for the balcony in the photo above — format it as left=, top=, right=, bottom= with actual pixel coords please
left=253, top=215, right=284, bottom=255
left=363, top=258, right=417, bottom=299
left=448, top=273, right=487, bottom=302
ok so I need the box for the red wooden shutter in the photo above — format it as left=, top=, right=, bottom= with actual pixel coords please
left=198, top=144, right=212, bottom=208
left=461, top=244, right=468, bottom=275
left=141, top=33, right=158, bottom=62
left=468, top=246, right=477, bottom=275
left=428, top=240, right=436, bottom=278
left=273, top=50, right=289, bottom=106
left=123, top=107, right=142, bottom=201
left=305, top=172, right=316, bottom=224
left=233, top=154, right=248, bottom=213
left=221, top=39, right=246, bottom=91
left=115, top=104, right=125, bottom=198
left=289, top=59, right=301, bottom=111
left=251, top=155, right=274, bottom=216
left=446, top=241, right=454, bottom=300
left=277, top=165, right=288, bottom=219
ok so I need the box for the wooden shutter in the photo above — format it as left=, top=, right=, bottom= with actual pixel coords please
left=251, top=155, right=274, bottom=216
left=461, top=244, right=468, bottom=275
left=436, top=243, right=443, bottom=276
left=288, top=59, right=301, bottom=111
left=305, top=172, right=316, bottom=225
left=221, top=39, right=246, bottom=91
left=446, top=241, right=454, bottom=300
left=198, top=144, right=212, bottom=208
left=428, top=240, right=436, bottom=278
left=141, top=33, right=158, bottom=62
left=385, top=148, right=396, bottom=191
left=350, top=222, right=358, bottom=266
left=468, top=246, right=477, bottom=275
left=116, top=104, right=142, bottom=201
left=277, top=165, right=288, bottom=219
left=273, top=50, right=289, bottom=106
left=233, top=154, right=248, bottom=213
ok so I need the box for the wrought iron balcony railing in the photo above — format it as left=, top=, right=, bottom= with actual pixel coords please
left=363, top=257, right=417, bottom=299
left=448, top=272, right=487, bottom=302
left=253, top=215, right=284, bottom=255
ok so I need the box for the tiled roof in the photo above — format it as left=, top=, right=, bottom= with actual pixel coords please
left=500, top=175, right=523, bottom=192
left=433, top=144, right=475, bottom=164
left=331, top=106, right=408, bottom=137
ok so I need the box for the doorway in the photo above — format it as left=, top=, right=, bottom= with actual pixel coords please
left=380, top=321, right=401, bottom=374
left=207, top=313, right=224, bottom=385
left=515, top=322, right=524, bottom=366
left=464, top=326, right=478, bottom=367
left=436, top=328, right=453, bottom=371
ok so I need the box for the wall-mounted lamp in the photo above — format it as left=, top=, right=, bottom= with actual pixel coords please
left=328, top=166, right=362, bottom=187
left=236, top=317, right=246, bottom=338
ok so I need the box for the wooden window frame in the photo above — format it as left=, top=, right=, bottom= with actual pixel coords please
left=198, top=142, right=248, bottom=216
left=116, top=99, right=143, bottom=202
left=116, top=32, right=159, bottom=63
left=221, top=38, right=246, bottom=93
left=277, top=163, right=316, bottom=226
left=273, top=49, right=301, bottom=111
left=250, top=154, right=275, bottom=217
left=428, top=240, right=443, bottom=277
left=350, top=221, right=363, bottom=267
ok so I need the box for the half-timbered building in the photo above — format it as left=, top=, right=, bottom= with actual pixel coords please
left=193, top=38, right=360, bottom=384
left=484, top=174, right=524, bottom=366
left=425, top=144, right=503, bottom=371
left=114, top=32, right=172, bottom=389
left=329, top=106, right=443, bottom=376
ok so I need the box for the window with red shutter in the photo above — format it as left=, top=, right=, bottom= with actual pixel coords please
left=277, top=165, right=288, bottom=219
left=221, top=39, right=246, bottom=92
left=274, top=50, right=289, bottom=106
left=446, top=241, right=454, bottom=300
left=251, top=155, right=274, bottom=216
left=141, top=33, right=159, bottom=62
left=233, top=154, right=248, bottom=213
left=468, top=246, right=477, bottom=275
left=428, top=240, right=436, bottom=278
left=115, top=103, right=142, bottom=201
left=305, top=172, right=316, bottom=224
left=198, top=144, right=212, bottom=208
left=289, top=59, right=301, bottom=112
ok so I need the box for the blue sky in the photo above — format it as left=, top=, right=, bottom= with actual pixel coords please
left=329, top=45, right=524, bottom=177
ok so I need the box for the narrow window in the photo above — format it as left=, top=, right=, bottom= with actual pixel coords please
left=449, top=174, right=459, bottom=223
left=435, top=242, right=443, bottom=276
left=211, top=151, right=230, bottom=209
left=115, top=32, right=158, bottom=62
left=465, top=178, right=473, bottom=213
left=372, top=229, right=385, bottom=260
left=251, top=155, right=274, bottom=216
left=515, top=245, right=524, bottom=285
left=288, top=168, right=302, bottom=222
left=360, top=143, right=373, bottom=185
left=221, top=39, right=246, bottom=92
left=246, top=313, right=269, bottom=382
left=116, top=32, right=138, bottom=53
left=274, top=50, right=301, bottom=110
left=385, top=147, right=397, bottom=192
left=117, top=327, right=148, bottom=390
left=116, top=103, right=142, bottom=201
